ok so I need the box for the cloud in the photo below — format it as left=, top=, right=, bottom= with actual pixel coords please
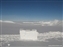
left=4, top=21, right=15, bottom=23
left=0, top=20, right=15, bottom=24
left=0, top=20, right=23, bottom=25
left=23, top=22, right=34, bottom=24
left=22, top=19, right=63, bottom=26
left=0, top=20, right=2, bottom=22
left=39, top=19, right=62, bottom=26
left=0, top=19, right=63, bottom=26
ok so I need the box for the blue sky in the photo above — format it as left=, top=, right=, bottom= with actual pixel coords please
left=0, top=0, right=62, bottom=21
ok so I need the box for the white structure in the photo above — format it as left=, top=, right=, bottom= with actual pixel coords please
left=20, top=29, right=39, bottom=41
left=8, top=44, right=10, bottom=47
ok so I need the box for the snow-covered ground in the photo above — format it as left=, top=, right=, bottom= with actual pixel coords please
left=0, top=31, right=63, bottom=42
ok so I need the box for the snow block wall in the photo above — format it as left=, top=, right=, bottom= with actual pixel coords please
left=20, top=29, right=39, bottom=41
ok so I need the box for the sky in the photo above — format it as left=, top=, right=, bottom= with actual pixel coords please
left=0, top=0, right=62, bottom=21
